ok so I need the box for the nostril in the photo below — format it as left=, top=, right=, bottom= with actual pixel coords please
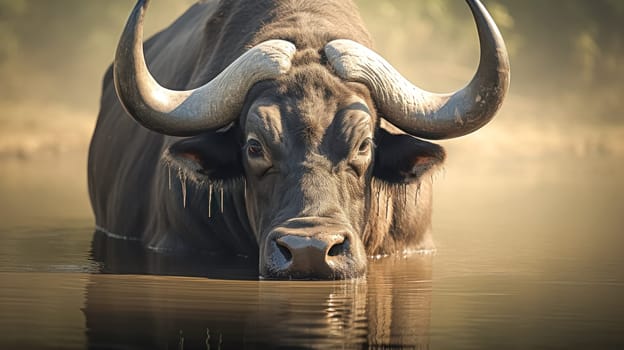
left=327, top=237, right=349, bottom=257
left=276, top=240, right=293, bottom=262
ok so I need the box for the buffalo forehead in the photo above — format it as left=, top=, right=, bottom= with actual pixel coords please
left=257, top=95, right=371, bottom=141
left=246, top=103, right=284, bottom=144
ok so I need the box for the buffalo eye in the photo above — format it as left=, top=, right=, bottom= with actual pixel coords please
left=245, top=137, right=273, bottom=177
left=349, top=137, right=374, bottom=177
left=357, top=138, right=374, bottom=156
left=246, top=139, right=264, bottom=158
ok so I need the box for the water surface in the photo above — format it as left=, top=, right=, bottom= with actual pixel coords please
left=1, top=152, right=623, bottom=349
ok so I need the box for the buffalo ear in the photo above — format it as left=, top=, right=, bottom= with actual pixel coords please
left=373, top=128, right=446, bottom=184
left=165, top=126, right=243, bottom=181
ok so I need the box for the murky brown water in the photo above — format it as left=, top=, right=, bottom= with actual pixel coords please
left=1, top=151, right=623, bottom=349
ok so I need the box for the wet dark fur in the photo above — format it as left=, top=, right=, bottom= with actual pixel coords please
left=88, top=0, right=444, bottom=262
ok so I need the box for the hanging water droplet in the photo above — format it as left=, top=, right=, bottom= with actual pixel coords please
left=415, top=182, right=421, bottom=206
left=205, top=328, right=211, bottom=350
left=168, top=167, right=172, bottom=191
left=403, top=185, right=407, bottom=209
left=376, top=184, right=381, bottom=218
left=181, top=177, right=187, bottom=209
left=208, top=184, right=213, bottom=218
left=220, top=186, right=224, bottom=213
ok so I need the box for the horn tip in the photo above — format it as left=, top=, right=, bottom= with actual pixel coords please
left=130, top=0, right=150, bottom=17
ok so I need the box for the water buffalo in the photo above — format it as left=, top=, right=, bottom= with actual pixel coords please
left=88, top=0, right=509, bottom=279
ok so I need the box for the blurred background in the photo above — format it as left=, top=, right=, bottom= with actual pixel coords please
left=0, top=0, right=622, bottom=217
left=0, top=2, right=623, bottom=348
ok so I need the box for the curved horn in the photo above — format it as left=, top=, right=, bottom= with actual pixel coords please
left=114, top=0, right=296, bottom=136
left=325, top=0, right=510, bottom=140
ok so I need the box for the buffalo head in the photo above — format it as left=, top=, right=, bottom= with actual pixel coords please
left=112, top=0, right=509, bottom=279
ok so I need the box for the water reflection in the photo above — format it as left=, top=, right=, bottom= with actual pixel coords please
left=91, top=231, right=259, bottom=280
left=86, top=240, right=433, bottom=349
left=4, top=153, right=624, bottom=349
